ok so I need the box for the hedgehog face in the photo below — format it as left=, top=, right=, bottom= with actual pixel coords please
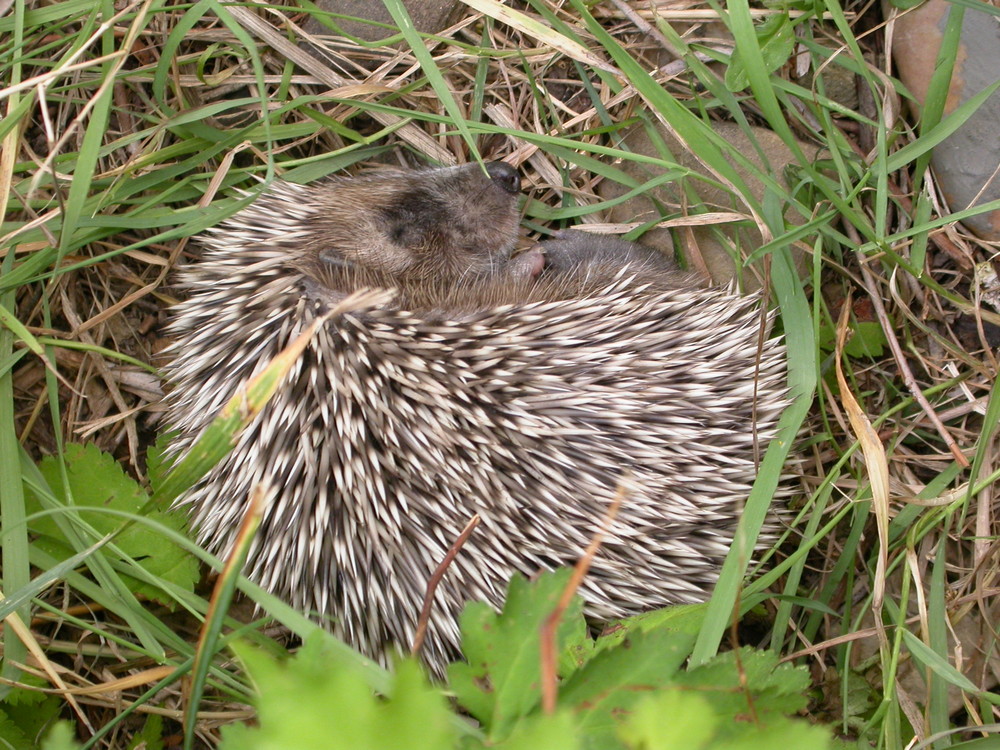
left=308, top=162, right=521, bottom=287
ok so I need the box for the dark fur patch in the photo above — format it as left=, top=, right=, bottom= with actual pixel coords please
left=378, top=189, right=451, bottom=250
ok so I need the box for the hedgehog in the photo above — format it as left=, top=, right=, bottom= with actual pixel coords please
left=162, top=161, right=789, bottom=672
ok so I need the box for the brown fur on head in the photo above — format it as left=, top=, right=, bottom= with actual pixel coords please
left=295, top=162, right=522, bottom=295
left=207, top=160, right=689, bottom=316
left=287, top=162, right=695, bottom=314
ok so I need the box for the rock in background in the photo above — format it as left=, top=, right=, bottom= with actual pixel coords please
left=300, top=0, right=462, bottom=42
left=599, top=121, right=814, bottom=288
left=892, top=0, right=1000, bottom=240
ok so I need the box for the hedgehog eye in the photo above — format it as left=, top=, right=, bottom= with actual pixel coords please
left=385, top=221, right=428, bottom=250
left=389, top=225, right=408, bottom=245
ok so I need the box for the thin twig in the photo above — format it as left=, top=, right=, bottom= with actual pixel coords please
left=540, top=476, right=628, bottom=715
left=854, top=250, right=969, bottom=467
left=412, top=514, right=481, bottom=657
left=607, top=0, right=685, bottom=60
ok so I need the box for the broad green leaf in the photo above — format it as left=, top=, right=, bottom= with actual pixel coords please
left=222, top=636, right=454, bottom=750
left=31, top=443, right=199, bottom=603
left=618, top=690, right=718, bottom=750
left=448, top=569, right=587, bottom=739
left=726, top=13, right=797, bottom=92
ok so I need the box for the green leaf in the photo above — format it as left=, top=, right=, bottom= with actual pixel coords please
left=41, top=722, right=83, bottom=750
left=561, top=626, right=695, bottom=705
left=597, top=603, right=707, bottom=652
left=0, top=709, right=32, bottom=750
left=493, top=710, right=580, bottom=750
left=128, top=714, right=165, bottom=750
left=558, top=627, right=695, bottom=744
left=725, top=13, right=797, bottom=92
left=3, top=673, right=53, bottom=707
left=221, top=634, right=454, bottom=750
left=145, top=433, right=175, bottom=496
left=30, top=443, right=199, bottom=603
left=679, top=649, right=812, bottom=718
left=900, top=629, right=986, bottom=695
left=0, top=686, right=68, bottom=748
left=378, top=661, right=456, bottom=750
left=819, top=320, right=887, bottom=358
left=618, top=659, right=830, bottom=749
left=618, top=690, right=718, bottom=750
left=720, top=717, right=833, bottom=749
left=448, top=569, right=587, bottom=739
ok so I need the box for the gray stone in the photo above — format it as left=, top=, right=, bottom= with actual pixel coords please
left=301, top=0, right=463, bottom=42
left=599, top=121, right=812, bottom=288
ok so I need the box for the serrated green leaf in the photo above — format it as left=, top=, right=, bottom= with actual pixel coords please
left=596, top=603, right=707, bottom=653
left=678, top=649, right=811, bottom=718
left=448, top=569, right=587, bottom=739
left=619, top=677, right=831, bottom=750
left=493, top=710, right=580, bottom=750
left=448, top=600, right=501, bottom=720
left=842, top=673, right=878, bottom=721
left=30, top=443, right=199, bottom=603
left=1, top=689, right=64, bottom=750
left=618, top=690, right=718, bottom=750
left=145, top=433, right=175, bottom=496
left=558, top=627, right=696, bottom=745
left=844, top=321, right=886, bottom=358
left=40, top=722, right=82, bottom=750
left=378, top=661, right=455, bottom=750
left=0, top=709, right=32, bottom=750
left=3, top=673, right=51, bottom=706
left=818, top=320, right=886, bottom=358
left=560, top=627, right=695, bottom=706
left=721, top=716, right=833, bottom=749
left=223, top=634, right=454, bottom=750
left=128, top=714, right=164, bottom=750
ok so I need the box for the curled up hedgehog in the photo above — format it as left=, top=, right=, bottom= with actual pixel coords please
left=162, top=161, right=789, bottom=672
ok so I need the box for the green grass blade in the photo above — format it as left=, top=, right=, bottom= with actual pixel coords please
left=691, top=248, right=817, bottom=665
left=0, top=0, right=29, bottom=693
left=886, top=78, right=1000, bottom=173
left=382, top=0, right=479, bottom=161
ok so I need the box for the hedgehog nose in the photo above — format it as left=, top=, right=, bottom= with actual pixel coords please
left=486, top=161, right=521, bottom=194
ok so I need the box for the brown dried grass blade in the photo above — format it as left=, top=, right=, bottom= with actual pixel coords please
left=833, top=298, right=889, bottom=649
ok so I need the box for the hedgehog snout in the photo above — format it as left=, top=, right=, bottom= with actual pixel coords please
left=485, top=161, right=521, bottom=195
